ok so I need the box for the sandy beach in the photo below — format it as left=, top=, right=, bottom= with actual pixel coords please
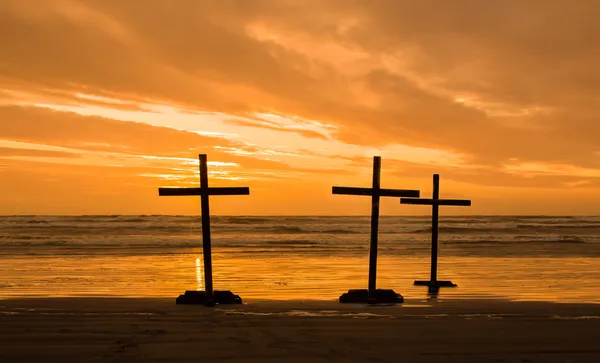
left=2, top=216, right=600, bottom=362
left=1, top=297, right=599, bottom=362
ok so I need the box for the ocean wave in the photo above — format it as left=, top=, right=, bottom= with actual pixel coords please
left=25, top=219, right=49, bottom=224
left=265, top=240, right=321, bottom=246
left=515, top=224, right=600, bottom=229
left=0, top=241, right=199, bottom=249
left=2, top=235, right=52, bottom=241
left=116, top=218, right=150, bottom=223
left=3, top=223, right=364, bottom=236
left=318, top=229, right=361, bottom=234
left=408, top=224, right=600, bottom=234
left=215, top=217, right=274, bottom=224
left=443, top=239, right=588, bottom=245
left=269, top=226, right=305, bottom=233
left=436, top=218, right=490, bottom=224
left=407, top=227, right=506, bottom=234
left=0, top=241, right=368, bottom=255
left=254, top=226, right=360, bottom=234
left=2, top=225, right=197, bottom=233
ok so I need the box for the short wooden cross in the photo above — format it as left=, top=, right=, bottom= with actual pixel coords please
left=400, top=174, right=471, bottom=294
left=158, top=154, right=250, bottom=306
left=333, top=156, right=420, bottom=304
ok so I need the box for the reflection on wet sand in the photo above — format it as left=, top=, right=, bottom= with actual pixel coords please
left=2, top=254, right=600, bottom=303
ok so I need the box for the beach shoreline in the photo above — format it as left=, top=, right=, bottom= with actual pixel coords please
left=2, top=297, right=600, bottom=362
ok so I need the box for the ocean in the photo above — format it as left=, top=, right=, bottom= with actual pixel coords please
left=1, top=215, right=599, bottom=303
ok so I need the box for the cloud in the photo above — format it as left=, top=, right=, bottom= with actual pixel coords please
left=223, top=118, right=330, bottom=140
left=2, top=0, right=600, bottom=200
left=0, top=105, right=227, bottom=156
left=0, top=146, right=80, bottom=158
left=0, top=105, right=356, bottom=182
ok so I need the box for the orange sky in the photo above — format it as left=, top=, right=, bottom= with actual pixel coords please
left=1, top=0, right=600, bottom=215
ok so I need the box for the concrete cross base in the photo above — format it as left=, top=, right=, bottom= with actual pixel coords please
left=175, top=290, right=243, bottom=306
left=414, top=280, right=457, bottom=287
left=339, top=289, right=404, bottom=304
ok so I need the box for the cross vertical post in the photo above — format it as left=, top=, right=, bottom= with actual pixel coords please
left=332, top=156, right=420, bottom=304
left=430, top=174, right=440, bottom=286
left=368, top=156, right=381, bottom=293
left=158, top=154, right=250, bottom=306
left=400, top=174, right=471, bottom=294
left=199, top=154, right=213, bottom=296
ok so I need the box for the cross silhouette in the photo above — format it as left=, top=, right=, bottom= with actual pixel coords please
left=158, top=154, right=250, bottom=306
left=333, top=156, right=420, bottom=303
left=400, top=174, right=471, bottom=294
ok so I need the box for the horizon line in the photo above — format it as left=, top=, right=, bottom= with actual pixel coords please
left=1, top=214, right=598, bottom=218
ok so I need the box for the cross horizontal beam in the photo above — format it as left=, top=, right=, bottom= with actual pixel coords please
left=400, top=198, right=471, bottom=206
left=332, top=186, right=420, bottom=198
left=159, top=187, right=250, bottom=196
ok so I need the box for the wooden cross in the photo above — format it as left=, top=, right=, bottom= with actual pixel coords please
left=333, top=156, right=420, bottom=303
left=400, top=174, right=471, bottom=294
left=158, top=154, right=249, bottom=306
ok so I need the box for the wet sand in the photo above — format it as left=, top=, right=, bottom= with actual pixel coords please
left=1, top=297, right=599, bottom=362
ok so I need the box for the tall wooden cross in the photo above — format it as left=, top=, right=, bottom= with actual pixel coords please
left=158, top=154, right=249, bottom=306
left=400, top=174, right=471, bottom=294
left=333, top=156, right=420, bottom=303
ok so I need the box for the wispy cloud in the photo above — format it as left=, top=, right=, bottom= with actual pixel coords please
left=224, top=119, right=330, bottom=140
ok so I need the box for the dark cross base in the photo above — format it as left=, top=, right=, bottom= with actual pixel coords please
left=339, top=289, right=404, bottom=304
left=333, top=156, right=420, bottom=304
left=401, top=174, right=471, bottom=294
left=176, top=290, right=242, bottom=306
left=159, top=154, right=249, bottom=306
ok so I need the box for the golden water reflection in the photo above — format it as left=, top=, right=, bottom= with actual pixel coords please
left=195, top=257, right=203, bottom=291
left=1, top=254, right=600, bottom=303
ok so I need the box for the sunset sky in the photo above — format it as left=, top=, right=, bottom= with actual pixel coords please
left=1, top=0, right=600, bottom=215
